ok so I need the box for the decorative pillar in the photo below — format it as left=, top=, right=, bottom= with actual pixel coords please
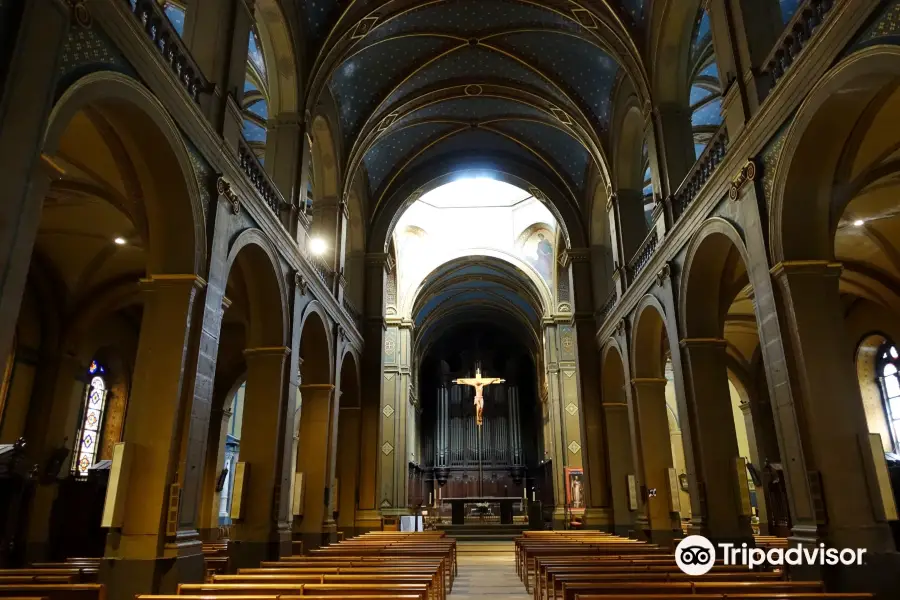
left=435, top=387, right=449, bottom=484
left=231, top=346, right=291, bottom=567
left=772, top=262, right=896, bottom=552
left=0, top=0, right=70, bottom=364
left=183, top=0, right=254, bottom=147
left=631, top=378, right=680, bottom=545
left=380, top=318, right=413, bottom=514
left=101, top=275, right=206, bottom=598
left=295, top=384, right=336, bottom=550
left=679, top=338, right=753, bottom=544
left=198, top=405, right=234, bottom=540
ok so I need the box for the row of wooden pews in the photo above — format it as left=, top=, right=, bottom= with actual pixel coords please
left=0, top=557, right=102, bottom=600
left=139, top=531, right=455, bottom=600
left=515, top=530, right=873, bottom=600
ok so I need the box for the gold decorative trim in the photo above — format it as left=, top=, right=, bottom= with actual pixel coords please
left=216, top=177, right=241, bottom=215
left=729, top=160, right=757, bottom=201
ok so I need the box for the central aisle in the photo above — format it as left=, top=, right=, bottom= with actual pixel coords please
left=449, top=541, right=530, bottom=599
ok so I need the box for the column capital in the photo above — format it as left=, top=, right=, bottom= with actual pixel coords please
left=679, top=337, right=728, bottom=348
left=631, top=377, right=668, bottom=388
left=298, top=383, right=335, bottom=392
left=243, top=346, right=291, bottom=358
left=566, top=248, right=591, bottom=263
left=770, top=261, right=842, bottom=279
left=139, top=274, right=207, bottom=292
left=365, top=252, right=390, bottom=267
left=602, top=402, right=629, bottom=411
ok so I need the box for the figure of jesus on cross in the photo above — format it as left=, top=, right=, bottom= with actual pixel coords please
left=453, top=367, right=505, bottom=426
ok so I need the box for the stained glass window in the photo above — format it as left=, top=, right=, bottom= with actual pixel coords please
left=71, top=361, right=109, bottom=477
left=878, top=343, right=900, bottom=452
left=688, top=8, right=723, bottom=160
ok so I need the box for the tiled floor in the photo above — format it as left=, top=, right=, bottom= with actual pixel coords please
left=449, top=541, right=530, bottom=599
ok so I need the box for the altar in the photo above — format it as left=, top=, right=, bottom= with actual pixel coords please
left=440, top=497, right=525, bottom=525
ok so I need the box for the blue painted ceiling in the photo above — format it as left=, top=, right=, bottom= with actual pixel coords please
left=305, top=0, right=646, bottom=204
left=413, top=257, right=545, bottom=348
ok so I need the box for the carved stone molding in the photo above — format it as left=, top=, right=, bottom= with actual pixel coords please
left=365, top=252, right=390, bottom=267
left=655, top=262, right=671, bottom=288
left=216, top=177, right=240, bottom=215
left=294, top=271, right=308, bottom=295
left=567, top=248, right=591, bottom=263
left=66, top=0, right=91, bottom=27
left=729, top=159, right=757, bottom=201
left=616, top=319, right=626, bottom=338
left=606, top=192, right=617, bottom=213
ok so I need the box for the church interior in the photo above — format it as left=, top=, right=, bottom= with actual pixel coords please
left=1, top=0, right=900, bottom=598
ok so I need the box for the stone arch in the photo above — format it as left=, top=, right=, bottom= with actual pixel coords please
left=297, top=301, right=334, bottom=386
left=632, top=294, right=673, bottom=379
left=224, top=229, right=290, bottom=349
left=335, top=348, right=362, bottom=534
left=369, top=161, right=587, bottom=254
left=44, top=71, right=206, bottom=276
left=770, top=46, right=900, bottom=264
left=254, top=0, right=300, bottom=116
left=311, top=111, right=341, bottom=201
left=599, top=339, right=635, bottom=535
left=650, top=0, right=708, bottom=106
left=679, top=217, right=752, bottom=339
left=856, top=332, right=897, bottom=453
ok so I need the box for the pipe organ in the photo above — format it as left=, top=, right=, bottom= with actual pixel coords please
left=427, top=384, right=526, bottom=490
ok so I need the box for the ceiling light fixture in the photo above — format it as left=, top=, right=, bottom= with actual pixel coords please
left=853, top=219, right=865, bottom=227
left=309, top=237, right=327, bottom=256
left=114, top=237, right=127, bottom=245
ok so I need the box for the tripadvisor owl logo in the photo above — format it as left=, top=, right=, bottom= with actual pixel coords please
left=675, top=534, right=868, bottom=574
left=675, top=535, right=716, bottom=575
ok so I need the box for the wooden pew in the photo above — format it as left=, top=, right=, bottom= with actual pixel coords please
left=0, top=571, right=94, bottom=585
left=0, top=583, right=104, bottom=600
left=560, top=580, right=825, bottom=600
left=543, top=569, right=783, bottom=600
left=0, top=579, right=73, bottom=585
left=573, top=595, right=873, bottom=600
left=177, top=583, right=429, bottom=600
left=235, top=567, right=444, bottom=599
left=209, top=573, right=441, bottom=600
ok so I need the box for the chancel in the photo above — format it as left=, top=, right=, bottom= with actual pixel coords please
left=0, top=1, right=899, bottom=600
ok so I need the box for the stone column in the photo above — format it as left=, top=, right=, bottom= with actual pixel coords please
left=295, top=384, right=336, bottom=550
left=183, top=0, right=254, bottom=146
left=569, top=249, right=610, bottom=528
left=0, top=0, right=70, bottom=363
left=380, top=319, right=413, bottom=514
left=23, top=352, right=88, bottom=561
left=631, top=378, right=680, bottom=545
left=654, top=104, right=695, bottom=195
left=264, top=114, right=303, bottom=209
left=737, top=400, right=769, bottom=534
left=197, top=406, right=233, bottom=540
left=617, top=189, right=649, bottom=269
left=101, top=275, right=206, bottom=599
left=679, top=338, right=753, bottom=544
left=311, top=196, right=342, bottom=292
left=336, top=406, right=361, bottom=536
left=357, top=254, right=387, bottom=531
left=771, top=262, right=896, bottom=552
left=709, top=0, right=784, bottom=125
left=231, top=346, right=291, bottom=567
left=604, top=401, right=635, bottom=536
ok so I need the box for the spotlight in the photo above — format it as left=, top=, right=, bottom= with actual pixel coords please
left=853, top=219, right=865, bottom=227
left=309, top=237, right=327, bottom=256
left=114, top=237, right=127, bottom=245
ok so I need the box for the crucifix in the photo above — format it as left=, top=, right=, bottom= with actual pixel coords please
left=453, top=367, right=505, bottom=427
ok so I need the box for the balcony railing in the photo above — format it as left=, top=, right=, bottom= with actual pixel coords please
left=673, top=125, right=729, bottom=222
left=762, top=0, right=836, bottom=89
left=598, top=289, right=618, bottom=323
left=238, top=140, right=285, bottom=218
left=124, top=0, right=207, bottom=104
left=342, top=296, right=363, bottom=327
left=627, top=228, right=659, bottom=282
left=311, top=253, right=333, bottom=285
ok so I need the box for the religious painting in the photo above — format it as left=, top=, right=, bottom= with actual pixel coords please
left=516, top=225, right=555, bottom=287
left=565, top=467, right=585, bottom=512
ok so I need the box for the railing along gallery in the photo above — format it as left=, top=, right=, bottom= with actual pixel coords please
left=124, top=0, right=207, bottom=103
left=762, top=0, right=836, bottom=89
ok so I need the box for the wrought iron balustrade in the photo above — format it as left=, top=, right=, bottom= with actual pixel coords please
left=627, top=228, right=659, bottom=282
left=237, top=140, right=285, bottom=218
left=310, top=253, right=333, bottom=285
left=673, top=125, right=729, bottom=222
left=124, top=0, right=207, bottom=104
left=763, top=0, right=836, bottom=89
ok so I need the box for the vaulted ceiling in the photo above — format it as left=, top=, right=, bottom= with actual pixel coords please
left=299, top=0, right=651, bottom=216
